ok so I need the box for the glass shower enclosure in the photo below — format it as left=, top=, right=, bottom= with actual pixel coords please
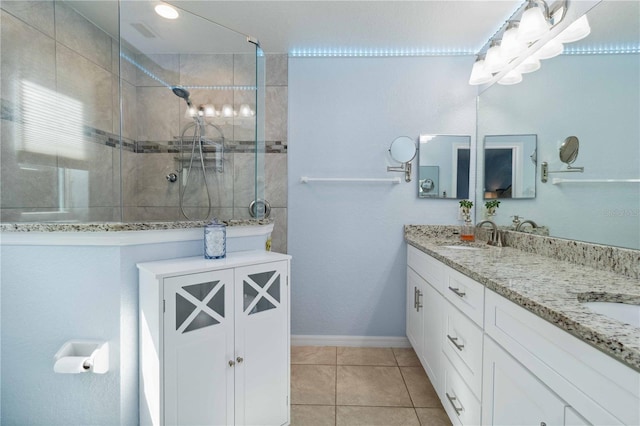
left=0, top=0, right=266, bottom=223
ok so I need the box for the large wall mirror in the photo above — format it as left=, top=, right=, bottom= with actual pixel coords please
left=483, top=134, right=536, bottom=199
left=418, top=134, right=471, bottom=199
left=476, top=0, right=639, bottom=249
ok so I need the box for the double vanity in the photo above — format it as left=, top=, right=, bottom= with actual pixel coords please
left=405, top=225, right=639, bottom=426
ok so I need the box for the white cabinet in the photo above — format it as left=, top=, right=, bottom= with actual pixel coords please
left=482, top=336, right=567, bottom=426
left=405, top=244, right=639, bottom=426
left=407, top=246, right=443, bottom=390
left=484, top=289, right=637, bottom=426
left=406, top=267, right=425, bottom=358
left=138, top=251, right=291, bottom=426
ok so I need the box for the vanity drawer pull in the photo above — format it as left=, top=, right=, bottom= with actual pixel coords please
left=448, top=286, right=466, bottom=298
left=446, top=392, right=464, bottom=415
left=414, top=286, right=418, bottom=309
left=447, top=334, right=465, bottom=351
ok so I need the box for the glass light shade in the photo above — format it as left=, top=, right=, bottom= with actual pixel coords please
left=154, top=4, right=179, bottom=20
left=515, top=56, right=541, bottom=74
left=557, top=15, right=591, bottom=43
left=239, top=104, right=253, bottom=117
left=535, top=38, right=564, bottom=60
left=221, top=104, right=234, bottom=118
left=501, top=23, right=526, bottom=59
left=497, top=69, right=523, bottom=85
left=185, top=107, right=196, bottom=118
left=518, top=3, right=551, bottom=42
left=203, top=104, right=216, bottom=117
left=469, top=58, right=493, bottom=85
left=484, top=41, right=508, bottom=73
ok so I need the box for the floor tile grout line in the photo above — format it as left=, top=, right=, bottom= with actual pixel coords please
left=291, top=347, right=447, bottom=426
left=335, top=347, right=338, bottom=426
left=397, top=364, right=418, bottom=408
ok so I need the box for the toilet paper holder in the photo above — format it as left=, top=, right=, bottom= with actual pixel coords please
left=54, top=340, right=109, bottom=374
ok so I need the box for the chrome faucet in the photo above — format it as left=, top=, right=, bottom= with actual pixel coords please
left=516, top=219, right=538, bottom=232
left=476, top=220, right=500, bottom=246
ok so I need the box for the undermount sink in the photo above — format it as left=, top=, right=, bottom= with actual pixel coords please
left=582, top=301, right=640, bottom=328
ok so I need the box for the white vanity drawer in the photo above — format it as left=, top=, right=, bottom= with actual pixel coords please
left=441, top=356, right=481, bottom=426
left=442, top=300, right=483, bottom=399
left=443, top=268, right=484, bottom=327
left=407, top=245, right=444, bottom=292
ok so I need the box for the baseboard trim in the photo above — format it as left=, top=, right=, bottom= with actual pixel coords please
left=291, top=335, right=411, bottom=348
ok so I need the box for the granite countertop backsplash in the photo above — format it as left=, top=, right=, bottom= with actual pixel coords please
left=405, top=225, right=640, bottom=372
left=0, top=219, right=272, bottom=233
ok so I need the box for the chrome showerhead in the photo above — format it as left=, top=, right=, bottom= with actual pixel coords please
left=172, top=86, right=192, bottom=107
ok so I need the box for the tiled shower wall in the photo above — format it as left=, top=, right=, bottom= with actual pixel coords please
left=0, top=1, right=289, bottom=252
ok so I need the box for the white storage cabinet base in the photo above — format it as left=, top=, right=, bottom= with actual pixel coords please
left=138, top=251, right=291, bottom=426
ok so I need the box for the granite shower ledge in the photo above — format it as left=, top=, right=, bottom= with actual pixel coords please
left=0, top=219, right=273, bottom=247
left=404, top=227, right=640, bottom=372
left=0, top=219, right=272, bottom=233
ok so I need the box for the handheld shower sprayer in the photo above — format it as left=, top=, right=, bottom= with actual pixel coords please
left=172, top=86, right=193, bottom=108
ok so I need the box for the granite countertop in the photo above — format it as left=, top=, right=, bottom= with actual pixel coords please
left=0, top=219, right=272, bottom=233
left=405, top=226, right=640, bottom=372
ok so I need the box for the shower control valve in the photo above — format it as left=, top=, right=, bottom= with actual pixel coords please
left=166, top=172, right=178, bottom=183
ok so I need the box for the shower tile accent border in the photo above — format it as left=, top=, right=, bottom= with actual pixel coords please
left=1, top=99, right=286, bottom=154
left=0, top=218, right=272, bottom=233
left=404, top=225, right=640, bottom=279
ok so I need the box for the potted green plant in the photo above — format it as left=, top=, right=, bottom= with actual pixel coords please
left=484, top=200, right=500, bottom=216
left=459, top=200, right=473, bottom=219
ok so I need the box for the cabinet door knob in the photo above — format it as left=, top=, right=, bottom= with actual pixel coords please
left=236, top=357, right=244, bottom=364
left=229, top=360, right=236, bottom=367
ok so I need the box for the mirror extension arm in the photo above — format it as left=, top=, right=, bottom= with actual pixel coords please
left=387, top=162, right=412, bottom=182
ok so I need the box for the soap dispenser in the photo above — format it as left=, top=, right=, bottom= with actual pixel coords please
left=204, top=218, right=226, bottom=259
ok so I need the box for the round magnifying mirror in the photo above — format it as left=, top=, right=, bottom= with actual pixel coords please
left=559, top=136, right=580, bottom=165
left=389, top=136, right=417, bottom=163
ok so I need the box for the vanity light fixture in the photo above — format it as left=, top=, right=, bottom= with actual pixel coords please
left=468, top=0, right=591, bottom=86
left=518, top=0, right=552, bottom=43
left=469, top=55, right=493, bottom=85
left=515, top=55, right=541, bottom=73
left=484, top=40, right=508, bottom=73
left=155, top=3, right=179, bottom=20
left=534, top=37, right=564, bottom=59
left=500, top=22, right=527, bottom=59
left=184, top=103, right=255, bottom=119
left=556, top=14, right=591, bottom=43
left=497, top=69, right=523, bottom=85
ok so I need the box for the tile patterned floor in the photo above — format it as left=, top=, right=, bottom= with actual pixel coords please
left=291, top=346, right=452, bottom=426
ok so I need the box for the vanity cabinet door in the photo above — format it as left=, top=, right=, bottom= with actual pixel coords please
left=482, top=336, right=567, bottom=426
left=234, top=261, right=289, bottom=426
left=163, top=269, right=235, bottom=426
left=406, top=267, right=425, bottom=358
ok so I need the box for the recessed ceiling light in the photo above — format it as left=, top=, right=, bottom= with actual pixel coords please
left=155, top=4, right=179, bottom=20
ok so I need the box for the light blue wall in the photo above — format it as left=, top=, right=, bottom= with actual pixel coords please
left=477, top=54, right=640, bottom=249
left=288, top=56, right=477, bottom=337
left=0, top=240, right=202, bottom=424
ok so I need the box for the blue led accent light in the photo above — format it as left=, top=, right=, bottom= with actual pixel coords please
left=120, top=53, right=257, bottom=90
left=120, top=53, right=171, bottom=88
left=183, top=85, right=257, bottom=91
left=289, top=48, right=475, bottom=57
left=563, top=44, right=640, bottom=55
